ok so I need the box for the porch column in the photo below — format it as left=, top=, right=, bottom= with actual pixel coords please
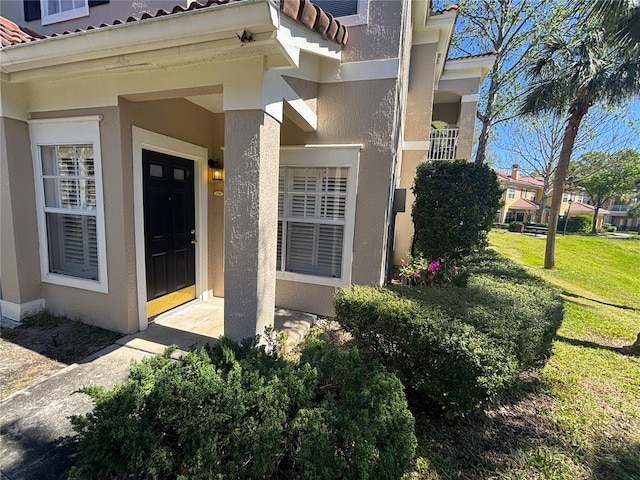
left=223, top=110, right=280, bottom=341
left=456, top=96, right=478, bottom=161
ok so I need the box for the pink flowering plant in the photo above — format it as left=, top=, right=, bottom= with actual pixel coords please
left=398, top=255, right=460, bottom=287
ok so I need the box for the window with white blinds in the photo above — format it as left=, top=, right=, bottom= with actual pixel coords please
left=41, top=144, right=98, bottom=279
left=277, top=166, right=347, bottom=278
left=29, top=116, right=108, bottom=293
left=277, top=145, right=360, bottom=286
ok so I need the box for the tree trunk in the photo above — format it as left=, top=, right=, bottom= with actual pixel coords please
left=621, top=332, right=640, bottom=356
left=474, top=71, right=499, bottom=165
left=591, top=206, right=600, bottom=234
left=537, top=196, right=548, bottom=223
left=544, top=99, right=590, bottom=269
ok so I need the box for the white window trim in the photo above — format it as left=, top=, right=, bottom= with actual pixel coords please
left=507, top=186, right=516, bottom=200
left=329, top=0, right=369, bottom=26
left=40, top=0, right=89, bottom=26
left=29, top=115, right=108, bottom=293
left=277, top=145, right=361, bottom=288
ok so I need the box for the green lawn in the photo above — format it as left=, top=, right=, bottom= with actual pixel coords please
left=411, top=231, right=640, bottom=479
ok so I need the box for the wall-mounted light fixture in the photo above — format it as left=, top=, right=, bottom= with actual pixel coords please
left=208, top=159, right=223, bottom=181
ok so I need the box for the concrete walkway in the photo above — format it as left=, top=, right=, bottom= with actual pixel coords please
left=0, top=302, right=315, bottom=480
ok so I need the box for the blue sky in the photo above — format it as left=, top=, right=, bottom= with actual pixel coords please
left=488, top=98, right=640, bottom=172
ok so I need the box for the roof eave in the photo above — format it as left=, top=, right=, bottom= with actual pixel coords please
left=1, top=0, right=283, bottom=80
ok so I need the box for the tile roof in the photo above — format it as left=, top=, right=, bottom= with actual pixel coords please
left=495, top=170, right=545, bottom=188
left=569, top=201, right=609, bottom=215
left=509, top=198, right=539, bottom=210
left=0, top=16, right=41, bottom=47
left=0, top=0, right=347, bottom=48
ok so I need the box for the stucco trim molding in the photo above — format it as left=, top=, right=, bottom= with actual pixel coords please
left=320, top=58, right=400, bottom=83
left=461, top=94, right=479, bottom=103
left=402, top=140, right=431, bottom=151
left=0, top=298, right=45, bottom=321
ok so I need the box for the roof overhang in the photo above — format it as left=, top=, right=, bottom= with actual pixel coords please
left=0, top=0, right=340, bottom=83
left=440, top=54, right=496, bottom=83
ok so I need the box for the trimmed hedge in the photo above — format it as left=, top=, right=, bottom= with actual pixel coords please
left=335, top=252, right=563, bottom=414
left=558, top=214, right=593, bottom=233
left=69, top=335, right=416, bottom=480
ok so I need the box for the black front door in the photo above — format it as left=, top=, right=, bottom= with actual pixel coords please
left=142, top=149, right=196, bottom=317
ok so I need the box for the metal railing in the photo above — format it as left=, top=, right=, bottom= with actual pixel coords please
left=428, top=128, right=459, bottom=160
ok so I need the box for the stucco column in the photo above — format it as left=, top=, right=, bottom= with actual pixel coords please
left=0, top=117, right=43, bottom=319
left=456, top=97, right=478, bottom=161
left=223, top=110, right=280, bottom=341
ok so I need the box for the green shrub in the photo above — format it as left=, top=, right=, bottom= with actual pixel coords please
left=69, top=336, right=416, bottom=480
left=558, top=214, right=593, bottom=233
left=411, top=160, right=503, bottom=261
left=508, top=221, right=524, bottom=232
left=335, top=252, right=563, bottom=414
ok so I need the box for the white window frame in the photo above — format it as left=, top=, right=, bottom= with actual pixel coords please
left=520, top=188, right=527, bottom=198
left=317, top=0, right=369, bottom=26
left=29, top=116, right=108, bottom=293
left=277, top=145, right=361, bottom=288
left=529, top=190, right=536, bottom=201
left=40, top=0, right=89, bottom=26
left=507, top=186, right=516, bottom=200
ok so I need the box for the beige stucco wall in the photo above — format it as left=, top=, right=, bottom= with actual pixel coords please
left=432, top=102, right=460, bottom=124
left=405, top=43, right=437, bottom=141
left=342, top=0, right=404, bottom=62
left=0, top=117, right=42, bottom=305
left=0, top=0, right=182, bottom=37
left=25, top=98, right=220, bottom=333
left=279, top=78, right=397, bottom=316
left=437, top=77, right=483, bottom=97
left=30, top=107, right=134, bottom=332
left=118, top=96, right=223, bottom=297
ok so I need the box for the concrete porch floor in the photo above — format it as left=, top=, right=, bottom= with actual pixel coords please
left=116, top=297, right=316, bottom=356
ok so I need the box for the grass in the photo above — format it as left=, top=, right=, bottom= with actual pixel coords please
left=410, top=231, right=640, bottom=479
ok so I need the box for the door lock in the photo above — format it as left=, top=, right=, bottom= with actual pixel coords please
left=191, top=238, right=198, bottom=245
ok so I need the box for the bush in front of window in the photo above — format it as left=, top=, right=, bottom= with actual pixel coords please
left=68, top=335, right=416, bottom=480
left=411, top=160, right=503, bottom=261
left=335, top=251, right=563, bottom=415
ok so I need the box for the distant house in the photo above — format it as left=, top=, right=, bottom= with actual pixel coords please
left=0, top=0, right=494, bottom=337
left=494, top=164, right=608, bottom=228
left=603, top=194, right=640, bottom=231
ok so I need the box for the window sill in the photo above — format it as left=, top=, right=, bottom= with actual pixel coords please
left=276, top=270, right=349, bottom=288
left=42, top=272, right=108, bottom=293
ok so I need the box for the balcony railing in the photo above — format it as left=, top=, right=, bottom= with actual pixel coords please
left=610, top=204, right=628, bottom=212
left=428, top=128, right=459, bottom=161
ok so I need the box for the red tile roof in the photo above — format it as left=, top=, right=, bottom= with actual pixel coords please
left=509, top=198, right=539, bottom=210
left=495, top=170, right=545, bottom=188
left=0, top=16, right=41, bottom=47
left=0, top=0, right=347, bottom=48
left=569, top=201, right=609, bottom=215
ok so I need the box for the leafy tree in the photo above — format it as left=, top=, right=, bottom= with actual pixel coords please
left=571, top=149, right=640, bottom=233
left=627, top=201, right=640, bottom=225
left=448, top=0, right=570, bottom=165
left=411, top=160, right=502, bottom=261
left=497, top=109, right=637, bottom=222
left=520, top=0, right=640, bottom=269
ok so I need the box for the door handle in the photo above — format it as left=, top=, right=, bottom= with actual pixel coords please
left=191, top=238, right=198, bottom=245
left=191, top=229, right=196, bottom=234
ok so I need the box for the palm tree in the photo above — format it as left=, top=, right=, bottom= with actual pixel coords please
left=520, top=2, right=640, bottom=269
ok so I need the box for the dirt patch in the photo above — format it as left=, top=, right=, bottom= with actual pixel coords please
left=0, top=312, right=122, bottom=400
